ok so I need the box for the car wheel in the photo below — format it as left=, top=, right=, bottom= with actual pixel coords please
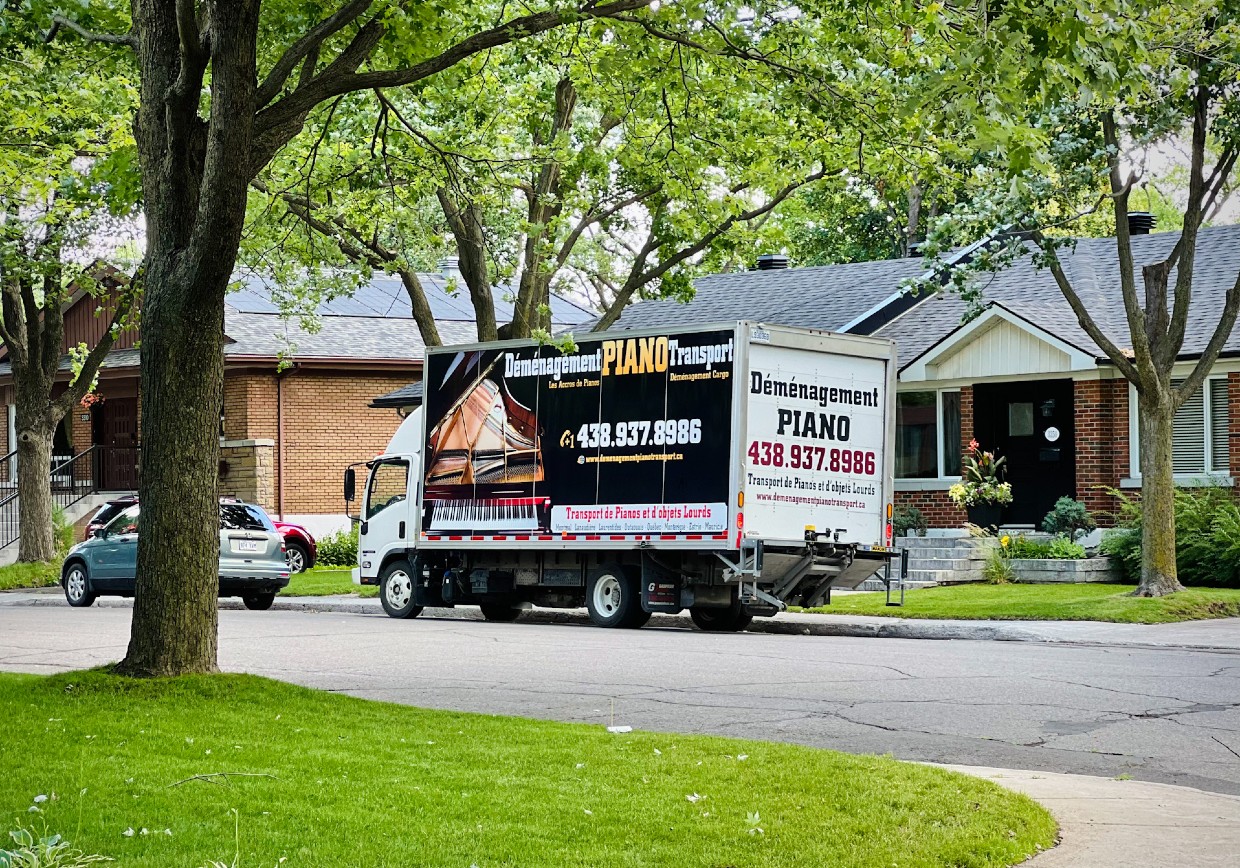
left=63, top=563, right=96, bottom=608
left=243, top=593, right=275, bottom=611
left=586, top=565, right=646, bottom=628
left=689, top=600, right=753, bottom=633
left=379, top=560, right=424, bottom=619
left=479, top=603, right=522, bottom=622
left=285, top=541, right=309, bottom=573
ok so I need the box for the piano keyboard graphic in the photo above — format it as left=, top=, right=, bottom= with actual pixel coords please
left=426, top=497, right=550, bottom=532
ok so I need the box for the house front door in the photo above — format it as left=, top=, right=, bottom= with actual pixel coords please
left=98, top=398, right=139, bottom=491
left=972, top=380, right=1076, bottom=527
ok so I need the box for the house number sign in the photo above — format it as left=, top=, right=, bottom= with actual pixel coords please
left=1044, top=426, right=1061, bottom=443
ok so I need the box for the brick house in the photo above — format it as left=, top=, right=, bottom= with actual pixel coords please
left=606, top=223, right=1240, bottom=531
left=0, top=263, right=594, bottom=537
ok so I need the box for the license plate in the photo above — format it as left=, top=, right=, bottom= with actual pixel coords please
left=232, top=539, right=261, bottom=553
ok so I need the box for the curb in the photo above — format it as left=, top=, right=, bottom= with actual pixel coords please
left=10, top=593, right=1240, bottom=650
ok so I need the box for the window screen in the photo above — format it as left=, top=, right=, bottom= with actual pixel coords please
left=896, top=392, right=937, bottom=478
left=941, top=392, right=962, bottom=476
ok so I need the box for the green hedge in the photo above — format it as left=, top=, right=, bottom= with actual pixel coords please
left=1101, top=485, right=1240, bottom=588
left=316, top=525, right=359, bottom=567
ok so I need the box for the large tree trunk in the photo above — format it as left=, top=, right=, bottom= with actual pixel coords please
left=1135, top=397, right=1185, bottom=597
left=116, top=1, right=258, bottom=676
left=116, top=265, right=226, bottom=676
left=14, top=411, right=56, bottom=563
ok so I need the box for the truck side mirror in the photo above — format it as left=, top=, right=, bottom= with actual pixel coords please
left=344, top=467, right=356, bottom=502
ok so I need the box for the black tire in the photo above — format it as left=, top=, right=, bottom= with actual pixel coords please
left=585, top=564, right=646, bottom=628
left=285, top=541, right=310, bottom=573
left=689, top=600, right=753, bottom=633
left=479, top=603, right=522, bottom=622
left=379, top=559, right=424, bottom=619
left=243, top=592, right=275, bottom=611
left=63, top=562, right=96, bottom=608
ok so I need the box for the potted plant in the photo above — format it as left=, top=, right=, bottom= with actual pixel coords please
left=948, top=440, right=1012, bottom=529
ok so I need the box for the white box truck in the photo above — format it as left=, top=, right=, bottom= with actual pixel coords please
left=346, top=321, right=899, bottom=631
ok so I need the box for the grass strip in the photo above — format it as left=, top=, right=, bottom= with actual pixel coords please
left=281, top=568, right=376, bottom=598
left=810, top=583, right=1240, bottom=623
left=1, top=670, right=1055, bottom=867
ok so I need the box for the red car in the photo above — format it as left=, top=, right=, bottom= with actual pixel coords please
left=82, top=496, right=316, bottom=573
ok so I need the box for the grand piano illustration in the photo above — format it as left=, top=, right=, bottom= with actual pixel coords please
left=424, top=352, right=551, bottom=533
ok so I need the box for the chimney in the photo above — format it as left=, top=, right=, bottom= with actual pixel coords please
left=754, top=253, right=789, bottom=271
left=440, top=255, right=462, bottom=280
left=1127, top=211, right=1156, bottom=236
left=907, top=241, right=925, bottom=258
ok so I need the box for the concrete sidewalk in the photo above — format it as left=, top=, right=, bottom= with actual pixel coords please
left=946, top=765, right=1240, bottom=867
left=6, top=586, right=1240, bottom=649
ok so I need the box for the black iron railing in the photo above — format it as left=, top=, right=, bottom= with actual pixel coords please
left=0, top=446, right=140, bottom=551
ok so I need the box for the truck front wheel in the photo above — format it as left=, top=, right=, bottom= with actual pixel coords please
left=586, top=565, right=648, bottom=629
left=380, top=560, right=425, bottom=620
left=689, top=602, right=753, bottom=633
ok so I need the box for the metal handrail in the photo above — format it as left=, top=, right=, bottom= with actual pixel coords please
left=0, top=445, right=140, bottom=552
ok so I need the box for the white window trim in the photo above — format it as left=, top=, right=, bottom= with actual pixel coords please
left=895, top=387, right=963, bottom=484
left=1128, top=376, right=1229, bottom=479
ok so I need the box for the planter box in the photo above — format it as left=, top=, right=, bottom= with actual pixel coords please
left=1010, top=556, right=1117, bottom=584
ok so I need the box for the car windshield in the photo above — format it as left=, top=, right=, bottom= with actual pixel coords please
left=220, top=503, right=267, bottom=531
left=91, top=501, right=130, bottom=527
left=104, top=505, right=140, bottom=536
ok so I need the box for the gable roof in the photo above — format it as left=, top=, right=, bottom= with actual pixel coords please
left=610, top=257, right=929, bottom=332
left=875, top=226, right=1240, bottom=368
left=611, top=224, right=1240, bottom=372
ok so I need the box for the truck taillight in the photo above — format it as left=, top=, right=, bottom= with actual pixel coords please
left=736, top=512, right=744, bottom=529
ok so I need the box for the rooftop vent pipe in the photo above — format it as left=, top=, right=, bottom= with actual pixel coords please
left=1127, top=211, right=1156, bottom=235
left=754, top=253, right=789, bottom=270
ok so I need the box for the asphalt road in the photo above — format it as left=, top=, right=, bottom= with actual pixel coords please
left=4, top=604, right=1240, bottom=796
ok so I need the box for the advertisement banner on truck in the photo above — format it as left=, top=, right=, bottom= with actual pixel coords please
left=422, top=329, right=735, bottom=537
left=744, top=342, right=887, bottom=542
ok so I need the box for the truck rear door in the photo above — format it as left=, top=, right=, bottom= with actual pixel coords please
left=741, top=329, right=891, bottom=546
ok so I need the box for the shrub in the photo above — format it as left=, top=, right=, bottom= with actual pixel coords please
left=316, top=526, right=359, bottom=567
left=893, top=505, right=928, bottom=538
left=1100, top=485, right=1240, bottom=588
left=1041, top=497, right=1096, bottom=542
left=1000, top=534, right=1086, bottom=560
left=983, top=547, right=1014, bottom=584
left=1, top=826, right=110, bottom=866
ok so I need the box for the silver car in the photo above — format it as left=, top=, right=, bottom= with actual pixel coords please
left=61, top=500, right=290, bottom=610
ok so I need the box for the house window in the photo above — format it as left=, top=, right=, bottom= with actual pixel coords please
left=897, top=390, right=961, bottom=479
left=1130, top=377, right=1230, bottom=477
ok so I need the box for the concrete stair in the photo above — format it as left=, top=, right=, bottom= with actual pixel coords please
left=885, top=535, right=999, bottom=587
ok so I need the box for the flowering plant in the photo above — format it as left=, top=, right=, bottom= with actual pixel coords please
left=79, top=392, right=104, bottom=409
left=948, top=440, right=1013, bottom=507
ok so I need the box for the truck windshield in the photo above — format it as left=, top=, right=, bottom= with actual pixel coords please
left=366, top=461, right=409, bottom=519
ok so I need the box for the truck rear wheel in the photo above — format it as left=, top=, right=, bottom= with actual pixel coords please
left=586, top=565, right=647, bottom=628
left=380, top=560, right=424, bottom=620
left=689, top=602, right=753, bottom=633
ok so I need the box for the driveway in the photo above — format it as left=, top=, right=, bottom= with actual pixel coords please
left=3, top=603, right=1240, bottom=796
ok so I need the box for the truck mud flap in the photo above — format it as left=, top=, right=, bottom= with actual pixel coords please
left=640, top=553, right=683, bottom=613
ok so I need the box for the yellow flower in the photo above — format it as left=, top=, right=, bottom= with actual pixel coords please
left=1000, top=535, right=1011, bottom=547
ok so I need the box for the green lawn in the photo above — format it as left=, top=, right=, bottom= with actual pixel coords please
left=0, top=557, right=62, bottom=591
left=0, top=671, right=1054, bottom=867
left=810, top=582, right=1240, bottom=623
left=281, top=567, right=376, bottom=598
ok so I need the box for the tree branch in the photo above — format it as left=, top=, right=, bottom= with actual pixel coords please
left=1102, top=112, right=1153, bottom=376
left=255, top=0, right=374, bottom=108
left=44, top=15, right=137, bottom=48
left=1029, top=230, right=1141, bottom=383
left=52, top=278, right=136, bottom=419
left=1172, top=271, right=1240, bottom=413
left=555, top=187, right=660, bottom=270
left=592, top=167, right=834, bottom=331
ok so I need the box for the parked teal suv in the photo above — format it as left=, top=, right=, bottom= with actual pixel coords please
left=61, top=500, right=290, bottom=610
